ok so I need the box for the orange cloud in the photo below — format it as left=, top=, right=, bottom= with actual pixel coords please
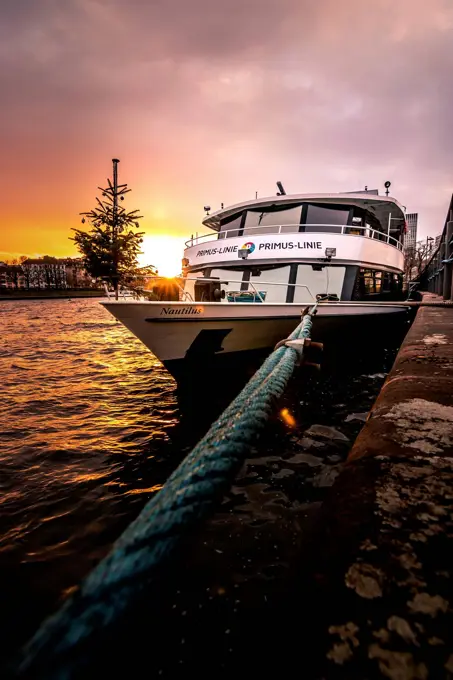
left=1, top=0, right=453, bottom=257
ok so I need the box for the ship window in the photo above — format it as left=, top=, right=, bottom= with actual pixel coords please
left=304, top=204, right=350, bottom=233
left=218, top=213, right=243, bottom=239
left=248, top=265, right=291, bottom=302
left=243, top=205, right=302, bottom=236
left=210, top=268, right=245, bottom=287
left=209, top=265, right=291, bottom=303
left=366, top=212, right=386, bottom=240
left=374, top=272, right=382, bottom=293
left=362, top=269, right=384, bottom=294
left=293, top=264, right=346, bottom=302
left=345, top=207, right=368, bottom=236
left=363, top=270, right=374, bottom=293
left=382, top=272, right=392, bottom=292
left=209, top=268, right=245, bottom=301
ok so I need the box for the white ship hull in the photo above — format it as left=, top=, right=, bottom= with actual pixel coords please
left=102, top=301, right=410, bottom=380
left=101, top=191, right=411, bottom=380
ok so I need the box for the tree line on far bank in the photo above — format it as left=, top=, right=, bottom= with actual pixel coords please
left=0, top=256, right=96, bottom=291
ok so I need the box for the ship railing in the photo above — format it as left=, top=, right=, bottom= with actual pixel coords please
left=178, top=276, right=315, bottom=303
left=102, top=275, right=318, bottom=304
left=185, top=223, right=404, bottom=251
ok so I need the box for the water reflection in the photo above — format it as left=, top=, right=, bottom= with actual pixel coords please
left=0, top=299, right=181, bottom=659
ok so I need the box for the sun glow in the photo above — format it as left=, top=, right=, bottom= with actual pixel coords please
left=139, top=235, right=187, bottom=277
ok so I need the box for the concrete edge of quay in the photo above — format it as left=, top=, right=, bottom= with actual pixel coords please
left=348, top=292, right=453, bottom=463
left=296, top=293, right=453, bottom=678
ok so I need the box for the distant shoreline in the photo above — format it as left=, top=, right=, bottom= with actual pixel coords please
left=0, top=290, right=106, bottom=301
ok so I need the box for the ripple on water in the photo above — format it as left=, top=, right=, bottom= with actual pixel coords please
left=0, top=299, right=182, bottom=657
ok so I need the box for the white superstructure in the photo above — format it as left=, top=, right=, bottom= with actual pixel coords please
left=103, top=190, right=409, bottom=380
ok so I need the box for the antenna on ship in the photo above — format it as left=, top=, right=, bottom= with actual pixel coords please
left=276, top=181, right=286, bottom=196
left=384, top=180, right=391, bottom=196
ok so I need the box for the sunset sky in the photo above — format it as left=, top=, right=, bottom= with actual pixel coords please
left=1, top=0, right=453, bottom=275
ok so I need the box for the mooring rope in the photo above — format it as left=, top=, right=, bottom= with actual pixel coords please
left=16, top=304, right=318, bottom=679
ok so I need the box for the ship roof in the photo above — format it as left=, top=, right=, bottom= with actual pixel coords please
left=202, top=192, right=406, bottom=231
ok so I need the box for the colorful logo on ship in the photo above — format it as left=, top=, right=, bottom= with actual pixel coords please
left=240, top=242, right=255, bottom=253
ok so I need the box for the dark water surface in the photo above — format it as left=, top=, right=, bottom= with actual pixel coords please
left=0, top=300, right=183, bottom=658
left=0, top=299, right=409, bottom=673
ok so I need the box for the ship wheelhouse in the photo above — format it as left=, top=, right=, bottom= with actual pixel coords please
left=182, top=193, right=406, bottom=305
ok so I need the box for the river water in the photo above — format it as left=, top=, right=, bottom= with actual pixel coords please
left=0, top=299, right=408, bottom=672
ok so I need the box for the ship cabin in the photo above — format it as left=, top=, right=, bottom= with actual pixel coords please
left=182, top=192, right=406, bottom=305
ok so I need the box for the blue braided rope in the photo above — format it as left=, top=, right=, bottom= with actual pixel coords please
left=16, top=304, right=318, bottom=678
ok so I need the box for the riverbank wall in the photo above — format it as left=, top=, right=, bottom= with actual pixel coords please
left=300, top=293, right=453, bottom=676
